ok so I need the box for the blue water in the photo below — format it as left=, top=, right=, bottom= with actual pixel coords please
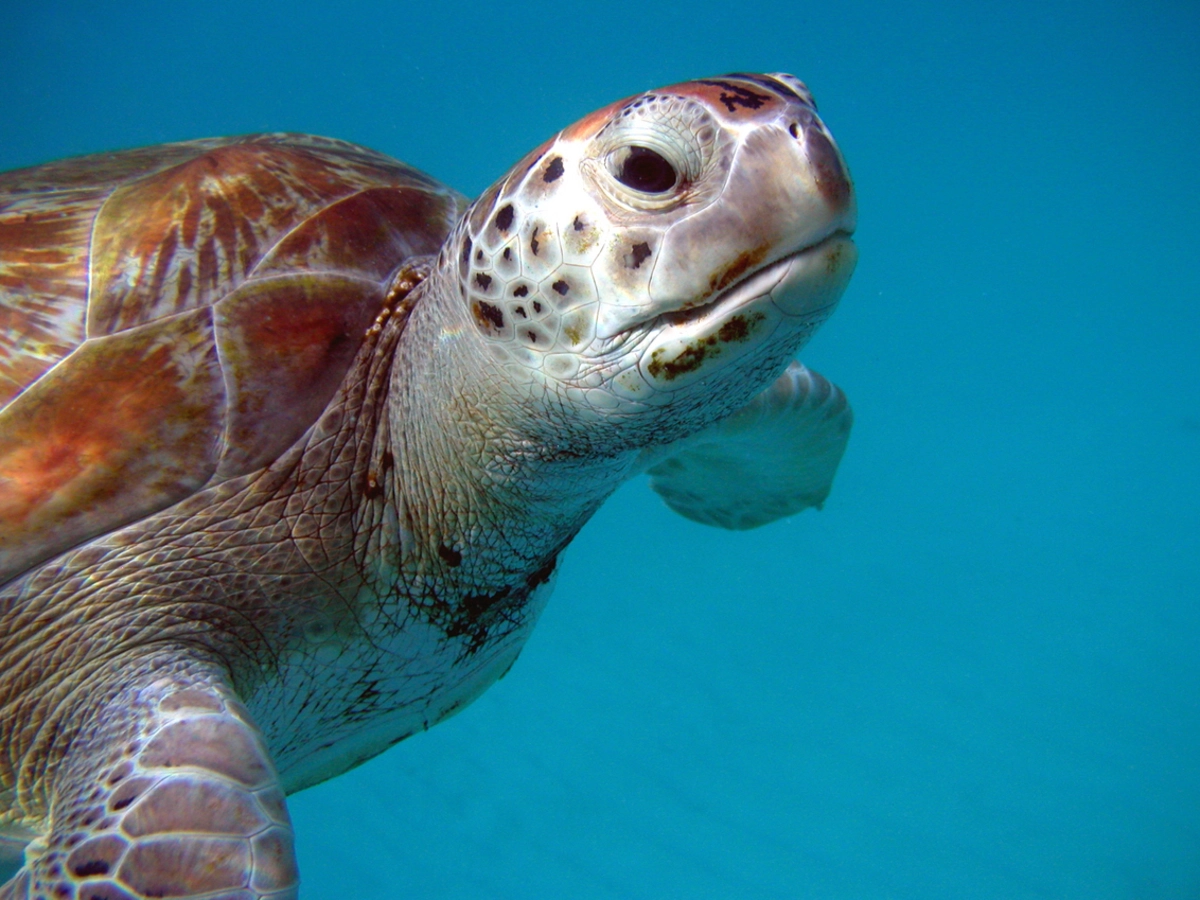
left=4, top=1, right=1198, bottom=896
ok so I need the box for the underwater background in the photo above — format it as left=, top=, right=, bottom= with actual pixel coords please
left=3, top=0, right=1198, bottom=896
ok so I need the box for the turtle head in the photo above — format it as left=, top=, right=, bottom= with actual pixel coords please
left=453, top=72, right=856, bottom=448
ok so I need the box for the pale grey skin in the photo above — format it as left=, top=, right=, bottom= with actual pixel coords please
left=0, top=73, right=856, bottom=897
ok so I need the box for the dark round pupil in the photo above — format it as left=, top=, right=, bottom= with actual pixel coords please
left=615, top=146, right=677, bottom=193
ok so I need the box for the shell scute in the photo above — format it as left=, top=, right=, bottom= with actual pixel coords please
left=0, top=307, right=224, bottom=581
left=86, top=140, right=415, bottom=337
left=255, top=186, right=452, bottom=282
left=0, top=133, right=468, bottom=584
left=212, top=273, right=388, bottom=478
left=0, top=188, right=101, bottom=406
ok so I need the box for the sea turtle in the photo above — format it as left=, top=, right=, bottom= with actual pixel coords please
left=0, top=72, right=856, bottom=898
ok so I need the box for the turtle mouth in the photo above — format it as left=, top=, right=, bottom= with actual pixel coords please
left=651, top=228, right=856, bottom=332
left=630, top=229, right=857, bottom=391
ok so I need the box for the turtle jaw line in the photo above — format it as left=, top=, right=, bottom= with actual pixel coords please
left=631, top=229, right=854, bottom=337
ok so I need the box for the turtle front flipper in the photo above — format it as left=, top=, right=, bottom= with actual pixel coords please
left=637, top=361, right=853, bottom=530
left=1, top=661, right=297, bottom=900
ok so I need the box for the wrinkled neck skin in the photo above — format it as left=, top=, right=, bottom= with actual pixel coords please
left=383, top=255, right=637, bottom=600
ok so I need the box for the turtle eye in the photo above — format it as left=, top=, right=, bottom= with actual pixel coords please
left=609, top=146, right=678, bottom=193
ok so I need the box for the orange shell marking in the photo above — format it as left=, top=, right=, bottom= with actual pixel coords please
left=0, top=134, right=467, bottom=583
left=0, top=308, right=223, bottom=580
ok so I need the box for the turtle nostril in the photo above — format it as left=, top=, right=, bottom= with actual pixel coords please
left=788, top=122, right=800, bottom=139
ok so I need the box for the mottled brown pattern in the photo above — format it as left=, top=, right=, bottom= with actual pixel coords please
left=0, top=138, right=249, bottom=412
left=88, top=143, right=363, bottom=336
left=0, top=307, right=223, bottom=584
left=709, top=244, right=769, bottom=294
left=212, top=273, right=387, bottom=477
left=0, top=189, right=100, bottom=406
left=0, top=133, right=466, bottom=595
left=255, top=186, right=452, bottom=281
left=84, top=135, right=456, bottom=338
left=0, top=138, right=237, bottom=196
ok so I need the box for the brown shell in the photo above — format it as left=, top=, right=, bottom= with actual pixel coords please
left=0, top=133, right=469, bottom=583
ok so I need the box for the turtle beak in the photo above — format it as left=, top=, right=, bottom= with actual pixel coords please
left=722, top=72, right=853, bottom=215
left=645, top=77, right=856, bottom=313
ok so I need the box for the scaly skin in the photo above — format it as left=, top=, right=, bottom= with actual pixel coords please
left=0, top=257, right=634, bottom=897
left=5, top=657, right=296, bottom=900
left=0, top=72, right=857, bottom=896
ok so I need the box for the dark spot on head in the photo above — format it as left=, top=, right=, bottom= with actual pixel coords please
left=722, top=72, right=806, bottom=103
left=460, top=237, right=473, bottom=274
left=525, top=329, right=539, bottom=343
left=552, top=280, right=569, bottom=295
left=697, top=79, right=772, bottom=113
left=532, top=300, right=543, bottom=313
left=474, top=272, right=493, bottom=291
left=494, top=204, right=514, bottom=232
left=502, top=247, right=512, bottom=261
left=472, top=301, right=505, bottom=332
left=530, top=233, right=540, bottom=255
left=572, top=215, right=585, bottom=232
left=475, top=249, right=484, bottom=262
left=514, top=306, right=527, bottom=318
left=628, top=241, right=652, bottom=269
left=513, top=285, right=529, bottom=297
left=717, top=313, right=759, bottom=343
left=710, top=246, right=769, bottom=293
left=646, top=339, right=720, bottom=380
left=543, top=156, right=564, bottom=182
left=438, top=544, right=462, bottom=567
